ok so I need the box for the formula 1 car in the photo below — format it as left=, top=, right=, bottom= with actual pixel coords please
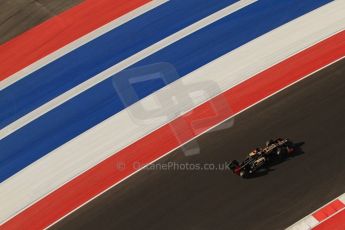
left=229, top=138, right=294, bottom=178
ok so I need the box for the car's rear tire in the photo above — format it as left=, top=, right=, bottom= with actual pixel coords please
left=276, top=147, right=287, bottom=159
left=266, top=139, right=274, bottom=147
left=286, top=140, right=294, bottom=149
left=277, top=147, right=281, bottom=154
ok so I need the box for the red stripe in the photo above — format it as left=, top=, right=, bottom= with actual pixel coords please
left=0, top=0, right=150, bottom=81
left=313, top=199, right=345, bottom=222
left=2, top=31, right=345, bottom=230
left=313, top=209, right=345, bottom=230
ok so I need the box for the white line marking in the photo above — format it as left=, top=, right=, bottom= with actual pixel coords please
left=285, top=215, right=319, bottom=230
left=339, top=194, right=345, bottom=204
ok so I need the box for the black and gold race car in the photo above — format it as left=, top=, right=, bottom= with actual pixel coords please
left=229, top=138, right=295, bottom=178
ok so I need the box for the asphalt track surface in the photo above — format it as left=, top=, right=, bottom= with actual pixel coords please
left=0, top=0, right=82, bottom=44
left=52, top=58, right=345, bottom=229
left=2, top=2, right=345, bottom=230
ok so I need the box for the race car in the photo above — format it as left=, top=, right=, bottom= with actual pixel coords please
left=229, top=138, right=294, bottom=178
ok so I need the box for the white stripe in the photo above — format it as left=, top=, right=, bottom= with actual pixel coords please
left=1, top=0, right=345, bottom=224
left=285, top=215, right=319, bottom=230
left=0, top=0, right=257, bottom=139
left=0, top=0, right=168, bottom=91
left=339, top=194, right=345, bottom=204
